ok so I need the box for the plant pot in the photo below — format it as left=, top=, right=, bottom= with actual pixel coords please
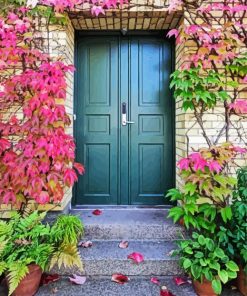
left=237, top=265, right=247, bottom=296
left=7, top=264, right=42, bottom=296
left=178, top=218, right=185, bottom=227
left=193, top=278, right=217, bottom=296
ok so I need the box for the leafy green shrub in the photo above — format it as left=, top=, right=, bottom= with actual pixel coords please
left=0, top=211, right=83, bottom=295
left=218, top=167, right=247, bottom=273
left=174, top=232, right=239, bottom=295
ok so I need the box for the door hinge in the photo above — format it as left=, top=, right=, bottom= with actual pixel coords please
left=73, top=114, right=76, bottom=121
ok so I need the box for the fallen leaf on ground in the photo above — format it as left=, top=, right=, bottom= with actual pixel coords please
left=51, top=287, right=58, bottom=294
left=160, top=286, right=175, bottom=296
left=167, top=250, right=175, bottom=257
left=173, top=276, right=188, bottom=286
left=127, top=252, right=144, bottom=263
left=40, top=274, right=60, bottom=286
left=69, top=275, right=87, bottom=285
left=150, top=277, right=160, bottom=285
left=118, top=241, right=129, bottom=249
left=92, top=209, right=102, bottom=215
left=111, top=273, right=130, bottom=284
left=78, top=240, right=93, bottom=248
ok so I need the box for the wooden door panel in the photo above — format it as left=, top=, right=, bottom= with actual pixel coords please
left=129, top=38, right=174, bottom=205
left=75, top=37, right=119, bottom=204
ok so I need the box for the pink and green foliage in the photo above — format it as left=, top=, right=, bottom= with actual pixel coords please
left=0, top=8, right=85, bottom=207
left=0, top=0, right=128, bottom=209
left=168, top=0, right=247, bottom=147
left=167, top=144, right=247, bottom=232
left=27, top=0, right=126, bottom=15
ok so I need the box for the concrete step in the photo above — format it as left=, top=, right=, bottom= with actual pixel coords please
left=36, top=276, right=197, bottom=296
left=53, top=239, right=181, bottom=276
left=35, top=276, right=242, bottom=296
left=0, top=276, right=241, bottom=296
left=71, top=208, right=184, bottom=240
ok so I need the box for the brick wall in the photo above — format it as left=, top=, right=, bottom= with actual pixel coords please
left=175, top=4, right=247, bottom=188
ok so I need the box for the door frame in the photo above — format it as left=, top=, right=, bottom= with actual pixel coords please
left=72, top=31, right=176, bottom=207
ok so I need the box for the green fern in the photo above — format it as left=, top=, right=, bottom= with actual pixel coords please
left=0, top=236, right=8, bottom=256
left=7, top=261, right=30, bottom=296
left=0, top=220, right=13, bottom=237
left=49, top=243, right=83, bottom=271
left=0, top=261, right=7, bottom=276
left=0, top=210, right=84, bottom=294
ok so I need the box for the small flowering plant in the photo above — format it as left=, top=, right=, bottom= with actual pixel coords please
left=167, top=143, right=246, bottom=233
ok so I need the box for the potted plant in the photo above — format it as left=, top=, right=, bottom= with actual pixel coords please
left=218, top=167, right=247, bottom=295
left=174, top=232, right=239, bottom=296
left=0, top=211, right=83, bottom=296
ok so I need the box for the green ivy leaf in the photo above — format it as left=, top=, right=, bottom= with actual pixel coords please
left=168, top=207, right=184, bottom=223
left=183, top=258, right=192, bottom=269
left=212, top=279, right=222, bottom=295
left=220, top=207, right=232, bottom=223
left=218, top=270, right=228, bottom=284
left=191, top=264, right=201, bottom=279
left=226, top=261, right=239, bottom=272
left=198, top=235, right=205, bottom=245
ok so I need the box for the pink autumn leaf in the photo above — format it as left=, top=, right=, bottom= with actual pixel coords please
left=160, top=286, right=175, bottom=296
left=69, top=275, right=87, bottom=285
left=127, top=252, right=144, bottom=264
left=91, top=5, right=105, bottom=16
left=231, top=146, right=247, bottom=154
left=177, top=158, right=190, bottom=170
left=35, top=191, right=50, bottom=204
left=208, top=160, right=222, bottom=174
left=111, top=273, right=130, bottom=284
left=185, top=24, right=199, bottom=34
left=118, top=241, right=129, bottom=249
left=190, top=153, right=207, bottom=171
left=92, top=209, right=102, bottom=215
left=78, top=240, right=93, bottom=248
left=40, top=274, right=60, bottom=286
left=229, top=99, right=247, bottom=114
left=73, top=162, right=85, bottom=175
left=173, top=276, right=188, bottom=286
left=151, top=277, right=160, bottom=285
left=64, top=168, right=78, bottom=186
left=166, top=29, right=179, bottom=39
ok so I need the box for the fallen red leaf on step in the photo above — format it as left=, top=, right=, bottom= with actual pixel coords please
left=173, top=276, right=188, bottom=286
left=127, top=252, right=144, bottom=263
left=160, top=286, right=175, bottom=296
left=118, top=241, right=129, bottom=249
left=111, top=273, right=130, bottom=284
left=78, top=240, right=93, bottom=248
left=150, top=277, right=160, bottom=285
left=92, top=209, right=102, bottom=215
left=69, top=274, right=87, bottom=285
left=40, top=274, right=60, bottom=286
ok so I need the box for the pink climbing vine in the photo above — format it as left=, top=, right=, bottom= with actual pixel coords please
left=0, top=0, right=126, bottom=210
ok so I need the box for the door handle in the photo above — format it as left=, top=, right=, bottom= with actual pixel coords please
left=122, top=103, right=135, bottom=126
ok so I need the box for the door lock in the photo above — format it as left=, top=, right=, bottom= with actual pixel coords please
left=122, top=103, right=135, bottom=126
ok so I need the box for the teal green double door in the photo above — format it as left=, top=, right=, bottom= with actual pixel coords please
left=74, top=34, right=174, bottom=205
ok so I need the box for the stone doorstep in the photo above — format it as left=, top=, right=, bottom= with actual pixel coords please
left=72, top=208, right=185, bottom=240
left=36, top=276, right=241, bottom=296
left=52, top=239, right=182, bottom=276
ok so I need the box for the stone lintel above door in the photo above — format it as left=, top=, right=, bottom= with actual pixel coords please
left=68, top=0, right=183, bottom=31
